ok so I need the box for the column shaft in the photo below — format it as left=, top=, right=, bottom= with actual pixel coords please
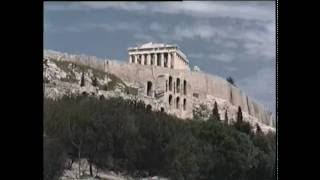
left=133, top=54, right=138, bottom=64
left=129, top=55, right=132, bottom=63
left=161, top=53, right=164, bottom=67
left=154, top=53, right=158, bottom=66
left=147, top=54, right=151, bottom=65
left=167, top=52, right=171, bottom=68
left=172, top=52, right=177, bottom=69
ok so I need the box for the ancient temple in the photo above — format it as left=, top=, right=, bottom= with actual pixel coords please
left=128, top=42, right=190, bottom=70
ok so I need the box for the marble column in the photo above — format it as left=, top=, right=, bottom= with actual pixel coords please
left=134, top=54, right=137, bottom=64
left=147, top=54, right=151, bottom=65
left=160, top=53, right=164, bottom=67
left=154, top=53, right=158, bottom=66
left=167, top=52, right=171, bottom=68
left=172, top=52, right=176, bottom=69
left=129, top=55, right=132, bottom=63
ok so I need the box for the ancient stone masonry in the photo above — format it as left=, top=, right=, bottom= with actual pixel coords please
left=43, top=42, right=275, bottom=133
left=128, top=42, right=190, bottom=70
left=109, top=42, right=274, bottom=132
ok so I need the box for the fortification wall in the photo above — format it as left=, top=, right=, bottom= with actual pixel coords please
left=105, top=63, right=273, bottom=126
left=43, top=50, right=273, bottom=127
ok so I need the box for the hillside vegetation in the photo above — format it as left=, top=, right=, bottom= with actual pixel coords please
left=44, top=95, right=276, bottom=180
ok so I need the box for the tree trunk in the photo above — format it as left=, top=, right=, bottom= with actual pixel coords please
left=67, top=159, right=73, bottom=169
left=96, top=167, right=99, bottom=177
left=78, top=148, right=81, bottom=178
left=89, top=160, right=93, bottom=176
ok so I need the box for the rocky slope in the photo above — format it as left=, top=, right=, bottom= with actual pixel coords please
left=43, top=50, right=275, bottom=133
left=43, top=56, right=139, bottom=101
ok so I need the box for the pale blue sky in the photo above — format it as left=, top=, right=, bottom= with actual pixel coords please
left=44, top=1, right=275, bottom=113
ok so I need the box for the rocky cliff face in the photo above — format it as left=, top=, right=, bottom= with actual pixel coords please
left=43, top=50, right=275, bottom=133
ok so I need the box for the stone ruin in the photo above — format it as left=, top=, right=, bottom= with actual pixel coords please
left=43, top=42, right=276, bottom=133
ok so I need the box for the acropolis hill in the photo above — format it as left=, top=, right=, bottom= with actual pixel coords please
left=43, top=42, right=275, bottom=133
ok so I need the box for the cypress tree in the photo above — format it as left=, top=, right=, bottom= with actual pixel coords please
left=224, top=110, right=228, bottom=125
left=211, top=101, right=220, bottom=121
left=80, top=72, right=85, bottom=87
left=237, top=106, right=243, bottom=123
left=235, top=106, right=252, bottom=134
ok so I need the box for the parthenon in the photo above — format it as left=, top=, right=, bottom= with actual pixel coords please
left=128, top=42, right=190, bottom=70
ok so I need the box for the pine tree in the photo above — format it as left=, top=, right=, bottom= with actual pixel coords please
left=80, top=72, right=85, bottom=87
left=224, top=110, right=228, bottom=125
left=211, top=101, right=220, bottom=121
left=226, top=76, right=235, bottom=86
